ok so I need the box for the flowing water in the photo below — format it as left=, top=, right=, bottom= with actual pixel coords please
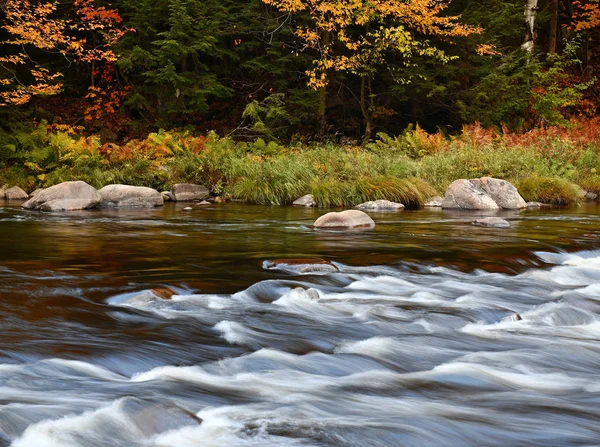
left=2, top=202, right=600, bottom=446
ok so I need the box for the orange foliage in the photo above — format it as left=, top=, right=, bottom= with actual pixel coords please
left=572, top=0, right=600, bottom=31
left=262, top=0, right=479, bottom=88
left=0, top=0, right=131, bottom=106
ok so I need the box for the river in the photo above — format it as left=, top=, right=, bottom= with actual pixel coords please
left=1, top=202, right=600, bottom=446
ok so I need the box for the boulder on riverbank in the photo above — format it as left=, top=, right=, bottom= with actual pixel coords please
left=170, top=183, right=210, bottom=202
left=22, top=181, right=101, bottom=211
left=442, top=177, right=526, bottom=210
left=314, top=210, right=375, bottom=229
left=356, top=200, right=404, bottom=211
left=161, top=191, right=173, bottom=202
left=99, top=184, right=163, bottom=208
left=5, top=186, right=29, bottom=201
left=424, top=196, right=443, bottom=207
left=29, top=188, right=43, bottom=198
left=293, top=194, right=315, bottom=207
left=472, top=217, right=511, bottom=228
left=263, top=258, right=339, bottom=273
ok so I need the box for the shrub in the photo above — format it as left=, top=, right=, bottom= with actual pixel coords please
left=515, top=177, right=585, bottom=205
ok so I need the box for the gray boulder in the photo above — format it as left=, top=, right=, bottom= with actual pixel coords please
left=170, top=183, right=210, bottom=202
left=424, top=196, right=443, bottom=207
left=314, top=210, right=375, bottom=229
left=0, top=186, right=5, bottom=200
left=99, top=184, right=163, bottom=208
left=29, top=188, right=43, bottom=198
left=161, top=191, right=173, bottom=202
left=526, top=201, right=551, bottom=208
left=356, top=200, right=404, bottom=211
left=293, top=194, right=315, bottom=207
left=585, top=191, right=598, bottom=202
left=22, top=181, right=101, bottom=211
left=473, top=217, right=511, bottom=228
left=263, top=258, right=339, bottom=273
left=474, top=177, right=527, bottom=209
left=6, top=186, right=29, bottom=201
left=442, top=179, right=500, bottom=210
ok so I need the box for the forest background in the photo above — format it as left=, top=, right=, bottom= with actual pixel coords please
left=0, top=0, right=599, bottom=207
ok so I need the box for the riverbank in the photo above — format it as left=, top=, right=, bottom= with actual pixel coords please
left=1, top=118, right=599, bottom=207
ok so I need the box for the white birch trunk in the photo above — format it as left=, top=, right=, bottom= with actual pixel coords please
left=522, top=0, right=539, bottom=54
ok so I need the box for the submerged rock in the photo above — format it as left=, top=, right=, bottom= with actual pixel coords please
left=127, top=288, right=176, bottom=304
left=195, top=200, right=211, bottom=206
left=293, top=194, right=315, bottom=207
left=313, top=210, right=375, bottom=229
left=22, top=181, right=101, bottom=211
left=99, top=184, right=163, bottom=208
left=119, top=398, right=202, bottom=438
left=182, top=206, right=193, bottom=211
left=170, top=183, right=210, bottom=202
left=356, top=200, right=404, bottom=211
left=472, top=217, right=511, bottom=228
left=424, top=196, right=443, bottom=207
left=442, top=177, right=526, bottom=210
left=526, top=201, right=551, bottom=208
left=263, top=258, right=339, bottom=273
left=5, top=186, right=29, bottom=201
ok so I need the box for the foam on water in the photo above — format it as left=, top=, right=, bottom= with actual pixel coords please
left=6, top=248, right=600, bottom=446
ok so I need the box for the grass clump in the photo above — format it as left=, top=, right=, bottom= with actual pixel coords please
left=515, top=176, right=585, bottom=205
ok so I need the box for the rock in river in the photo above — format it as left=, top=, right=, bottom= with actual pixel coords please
left=356, top=199, right=404, bottom=211
left=314, top=210, right=375, bottom=229
left=170, top=183, right=210, bottom=202
left=442, top=177, right=526, bottom=210
left=424, top=196, right=443, bottom=207
left=99, top=184, right=163, bottom=208
left=293, top=194, right=315, bottom=207
left=5, top=186, right=29, bottom=201
left=474, top=177, right=527, bottom=209
left=22, top=181, right=101, bottom=211
left=472, top=217, right=511, bottom=228
left=263, top=258, right=339, bottom=273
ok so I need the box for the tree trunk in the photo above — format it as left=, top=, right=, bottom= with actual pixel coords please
left=548, top=0, right=559, bottom=54
left=360, top=76, right=373, bottom=144
left=523, top=0, right=539, bottom=55
left=317, top=31, right=330, bottom=139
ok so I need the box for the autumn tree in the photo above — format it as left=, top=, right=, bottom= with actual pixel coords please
left=262, top=0, right=480, bottom=141
left=0, top=0, right=129, bottom=108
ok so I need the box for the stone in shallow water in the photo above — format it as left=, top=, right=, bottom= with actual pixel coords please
left=442, top=177, right=526, bottom=210
left=119, top=397, right=202, bottom=438
left=263, top=258, right=339, bottom=273
left=313, top=210, right=375, bottom=229
left=5, top=186, right=29, bottom=201
left=99, top=184, right=163, bottom=208
left=525, top=201, right=551, bottom=208
left=293, top=194, right=315, bottom=207
left=161, top=191, right=173, bottom=201
left=170, top=183, right=209, bottom=202
left=182, top=206, right=193, bottom=211
left=355, top=200, right=404, bottom=211
left=472, top=217, right=511, bottom=228
left=424, top=196, right=443, bottom=207
left=22, top=181, right=101, bottom=211
left=127, top=288, right=176, bottom=304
